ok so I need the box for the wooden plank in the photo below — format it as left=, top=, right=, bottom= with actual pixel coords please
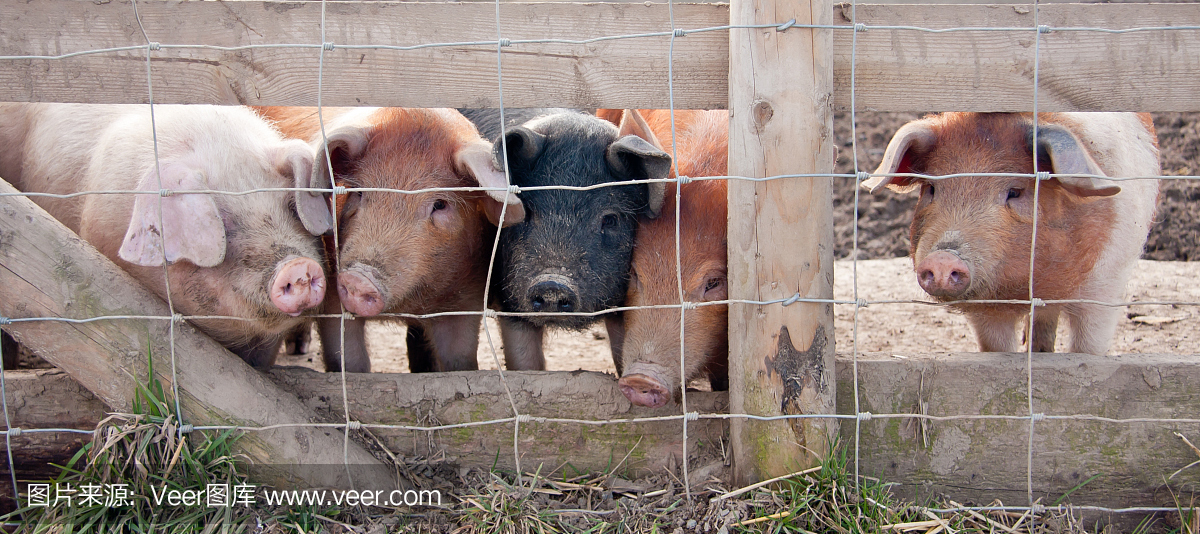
left=270, top=369, right=730, bottom=478
left=0, top=370, right=102, bottom=479
left=834, top=3, right=1200, bottom=112
left=838, top=353, right=1200, bottom=510
left=4, top=355, right=1197, bottom=511
left=0, top=179, right=397, bottom=491
left=0, top=0, right=729, bottom=109
left=2, top=2, right=1199, bottom=111
left=726, top=0, right=837, bottom=485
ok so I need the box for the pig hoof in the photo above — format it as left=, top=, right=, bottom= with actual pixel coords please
left=618, top=374, right=671, bottom=408
left=917, top=250, right=972, bottom=298
left=271, top=257, right=327, bottom=316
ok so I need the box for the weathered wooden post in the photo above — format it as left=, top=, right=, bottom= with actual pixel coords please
left=727, top=0, right=837, bottom=484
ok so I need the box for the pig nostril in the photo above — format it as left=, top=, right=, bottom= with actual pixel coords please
left=558, top=301, right=573, bottom=313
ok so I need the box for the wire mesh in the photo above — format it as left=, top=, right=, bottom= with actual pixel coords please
left=0, top=0, right=1196, bottom=519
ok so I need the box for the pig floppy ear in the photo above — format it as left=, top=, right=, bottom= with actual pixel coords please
left=863, top=120, right=938, bottom=194
left=314, top=124, right=371, bottom=194
left=119, top=162, right=226, bottom=268
left=456, top=140, right=525, bottom=227
left=596, top=109, right=624, bottom=127
left=617, top=109, right=669, bottom=217
left=606, top=135, right=672, bottom=218
left=272, top=140, right=333, bottom=236
left=1034, top=123, right=1121, bottom=198
left=497, top=127, right=546, bottom=170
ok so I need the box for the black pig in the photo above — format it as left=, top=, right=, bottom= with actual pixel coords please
left=458, top=109, right=671, bottom=370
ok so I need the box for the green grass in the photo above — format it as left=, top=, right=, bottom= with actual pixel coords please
left=2, top=348, right=255, bottom=533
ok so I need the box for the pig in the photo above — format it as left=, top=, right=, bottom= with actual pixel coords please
left=596, top=109, right=730, bottom=408
left=0, top=103, right=332, bottom=368
left=256, top=107, right=520, bottom=373
left=458, top=108, right=671, bottom=370
left=863, top=112, right=1160, bottom=355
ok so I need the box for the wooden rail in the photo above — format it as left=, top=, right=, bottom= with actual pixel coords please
left=1, top=2, right=1198, bottom=111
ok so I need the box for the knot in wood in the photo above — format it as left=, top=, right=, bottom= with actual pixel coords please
left=752, top=100, right=774, bottom=132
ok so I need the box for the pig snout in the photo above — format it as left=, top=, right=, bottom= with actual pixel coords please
left=617, top=364, right=674, bottom=408
left=916, top=250, right=972, bottom=298
left=271, top=256, right=327, bottom=316
left=337, top=266, right=388, bottom=317
left=527, top=274, right=579, bottom=313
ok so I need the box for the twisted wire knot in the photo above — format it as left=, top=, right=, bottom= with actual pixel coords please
left=178, top=424, right=194, bottom=434
left=342, top=311, right=355, bottom=320
left=1037, top=25, right=1051, bottom=34
left=856, top=171, right=871, bottom=183
left=1030, top=413, right=1046, bottom=422
left=1035, top=171, right=1051, bottom=181
left=147, top=42, right=161, bottom=51
left=507, top=184, right=522, bottom=195
left=1030, top=298, right=1046, bottom=307
left=333, top=185, right=347, bottom=196
left=854, top=23, right=868, bottom=32
left=781, top=293, right=801, bottom=307
left=673, top=28, right=687, bottom=38
left=677, top=175, right=693, bottom=185
left=857, top=412, right=873, bottom=421
left=322, top=42, right=336, bottom=51
left=0, top=317, right=10, bottom=326
left=171, top=313, right=184, bottom=324
left=856, top=298, right=869, bottom=309
left=159, top=189, right=173, bottom=197
left=483, top=309, right=498, bottom=319
left=776, top=19, right=796, bottom=32
left=498, top=38, right=512, bottom=47
left=5, top=428, right=20, bottom=438
left=345, top=421, right=362, bottom=430
left=681, top=302, right=698, bottom=311
left=684, top=412, right=699, bottom=421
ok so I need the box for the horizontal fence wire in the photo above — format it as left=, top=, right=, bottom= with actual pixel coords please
left=0, top=0, right=1197, bottom=521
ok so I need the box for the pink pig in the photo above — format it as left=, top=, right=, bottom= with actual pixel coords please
left=0, top=103, right=331, bottom=368
left=863, top=112, right=1160, bottom=355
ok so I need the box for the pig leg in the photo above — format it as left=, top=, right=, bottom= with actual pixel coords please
left=1030, top=307, right=1060, bottom=353
left=1064, top=302, right=1119, bottom=356
left=405, top=323, right=437, bottom=373
left=967, top=311, right=1022, bottom=353
left=499, top=318, right=545, bottom=370
left=603, top=313, right=626, bottom=374
left=283, top=323, right=313, bottom=355
left=319, top=296, right=371, bottom=372
left=407, top=317, right=481, bottom=372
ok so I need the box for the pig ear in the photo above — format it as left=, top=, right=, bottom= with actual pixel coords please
left=456, top=140, right=525, bottom=227
left=119, top=162, right=226, bottom=268
left=314, top=124, right=371, bottom=194
left=606, top=135, right=672, bottom=218
left=498, top=127, right=546, bottom=170
left=272, top=140, right=333, bottom=236
left=1034, top=123, right=1122, bottom=198
left=864, top=120, right=938, bottom=194
left=596, top=109, right=624, bottom=127
left=617, top=109, right=666, bottom=151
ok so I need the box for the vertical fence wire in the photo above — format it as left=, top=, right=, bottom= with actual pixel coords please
left=1027, top=0, right=1045, bottom=512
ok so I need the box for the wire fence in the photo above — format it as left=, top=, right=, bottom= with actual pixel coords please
left=0, top=0, right=1198, bottom=522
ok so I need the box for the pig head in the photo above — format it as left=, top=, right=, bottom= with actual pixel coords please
left=0, top=103, right=332, bottom=368
left=459, top=108, right=671, bottom=371
left=598, top=109, right=730, bottom=408
left=863, top=112, right=1160, bottom=355
left=258, top=107, right=519, bottom=373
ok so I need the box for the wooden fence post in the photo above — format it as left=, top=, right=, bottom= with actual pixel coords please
left=727, top=0, right=837, bottom=484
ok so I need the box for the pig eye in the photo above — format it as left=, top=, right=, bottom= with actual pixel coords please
left=1007, top=188, right=1023, bottom=200
left=432, top=199, right=449, bottom=212
left=921, top=183, right=935, bottom=198
left=705, top=278, right=722, bottom=292
left=600, top=213, right=619, bottom=230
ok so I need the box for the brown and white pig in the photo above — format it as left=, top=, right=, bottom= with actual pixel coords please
left=256, top=107, right=520, bottom=373
left=0, top=103, right=332, bottom=368
left=597, top=109, right=729, bottom=408
left=863, top=112, right=1160, bottom=355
